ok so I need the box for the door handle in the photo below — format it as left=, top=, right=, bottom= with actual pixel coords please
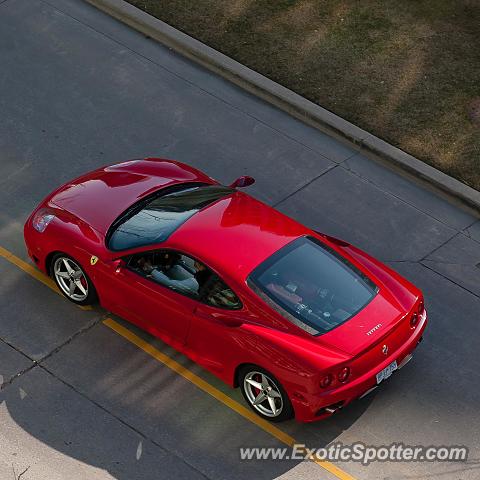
left=194, top=306, right=215, bottom=320
left=194, top=306, right=243, bottom=327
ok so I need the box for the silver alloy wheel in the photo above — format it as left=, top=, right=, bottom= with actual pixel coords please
left=53, top=257, right=89, bottom=302
left=244, top=371, right=283, bottom=417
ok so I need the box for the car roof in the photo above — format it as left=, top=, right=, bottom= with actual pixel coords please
left=49, top=158, right=311, bottom=279
left=165, top=191, right=310, bottom=281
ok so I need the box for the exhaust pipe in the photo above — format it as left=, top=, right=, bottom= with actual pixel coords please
left=325, top=406, right=337, bottom=414
left=316, top=401, right=344, bottom=416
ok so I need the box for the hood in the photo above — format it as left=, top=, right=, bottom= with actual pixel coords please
left=48, top=159, right=214, bottom=235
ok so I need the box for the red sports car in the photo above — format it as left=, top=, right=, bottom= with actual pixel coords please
left=24, top=158, right=427, bottom=422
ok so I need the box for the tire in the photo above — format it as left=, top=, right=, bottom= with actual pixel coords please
left=239, top=365, right=294, bottom=422
left=50, top=253, right=97, bottom=306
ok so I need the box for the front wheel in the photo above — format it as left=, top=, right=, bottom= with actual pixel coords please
left=51, top=253, right=97, bottom=306
left=239, top=366, right=293, bottom=422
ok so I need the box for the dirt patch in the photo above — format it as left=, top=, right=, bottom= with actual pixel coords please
left=468, top=98, right=480, bottom=126
left=128, top=0, right=480, bottom=190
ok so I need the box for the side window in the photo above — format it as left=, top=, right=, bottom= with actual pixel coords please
left=127, top=250, right=200, bottom=298
left=201, top=274, right=242, bottom=310
left=126, top=250, right=242, bottom=309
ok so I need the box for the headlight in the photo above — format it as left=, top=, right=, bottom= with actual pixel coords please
left=32, top=209, right=55, bottom=233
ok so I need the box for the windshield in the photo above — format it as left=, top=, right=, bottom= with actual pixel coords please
left=107, top=183, right=233, bottom=251
left=249, top=236, right=378, bottom=335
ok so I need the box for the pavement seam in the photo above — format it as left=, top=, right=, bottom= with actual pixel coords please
left=384, top=260, right=419, bottom=264
left=0, top=312, right=105, bottom=391
left=464, top=218, right=480, bottom=231
left=336, top=150, right=360, bottom=166
left=419, top=262, right=480, bottom=301
left=273, top=159, right=472, bottom=262
left=36, top=312, right=107, bottom=364
left=37, top=363, right=213, bottom=480
left=386, top=259, right=480, bottom=308
left=272, top=149, right=474, bottom=241
left=419, top=232, right=462, bottom=263
left=421, top=260, right=479, bottom=268
left=341, top=154, right=477, bottom=235
left=464, top=221, right=480, bottom=246
left=38, top=0, right=338, bottom=164
left=272, top=164, right=338, bottom=208
left=0, top=363, right=37, bottom=392
left=463, top=227, right=473, bottom=241
left=0, top=335, right=35, bottom=363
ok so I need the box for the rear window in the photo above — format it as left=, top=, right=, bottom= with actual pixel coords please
left=249, top=236, right=378, bottom=335
left=107, top=183, right=233, bottom=251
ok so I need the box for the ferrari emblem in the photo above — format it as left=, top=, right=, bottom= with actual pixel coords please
left=382, top=344, right=389, bottom=355
left=90, top=255, right=98, bottom=266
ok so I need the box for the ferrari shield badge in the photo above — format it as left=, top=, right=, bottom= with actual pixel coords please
left=90, top=255, right=98, bottom=266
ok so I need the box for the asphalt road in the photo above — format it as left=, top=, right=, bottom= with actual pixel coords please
left=1, top=0, right=480, bottom=479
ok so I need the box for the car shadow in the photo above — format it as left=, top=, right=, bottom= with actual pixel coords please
left=0, top=300, right=374, bottom=480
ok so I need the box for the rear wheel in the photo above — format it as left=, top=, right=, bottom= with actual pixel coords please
left=51, top=253, right=97, bottom=306
left=239, top=366, right=293, bottom=422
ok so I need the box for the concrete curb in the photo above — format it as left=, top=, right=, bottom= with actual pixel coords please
left=85, top=0, right=480, bottom=211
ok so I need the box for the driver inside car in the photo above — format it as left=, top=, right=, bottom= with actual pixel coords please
left=136, top=254, right=207, bottom=296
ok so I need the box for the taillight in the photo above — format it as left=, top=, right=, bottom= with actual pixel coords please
left=418, top=300, right=424, bottom=314
left=32, top=209, right=55, bottom=233
left=411, top=299, right=425, bottom=328
left=320, top=373, right=333, bottom=388
left=337, top=367, right=351, bottom=383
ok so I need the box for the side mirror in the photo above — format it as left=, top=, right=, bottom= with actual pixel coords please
left=229, top=175, right=255, bottom=189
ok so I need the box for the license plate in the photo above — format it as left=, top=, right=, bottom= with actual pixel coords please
left=376, top=360, right=397, bottom=384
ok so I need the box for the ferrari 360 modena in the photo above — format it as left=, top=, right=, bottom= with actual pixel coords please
left=24, top=158, right=427, bottom=422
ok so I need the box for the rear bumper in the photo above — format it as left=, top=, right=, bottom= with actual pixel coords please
left=292, top=311, right=428, bottom=422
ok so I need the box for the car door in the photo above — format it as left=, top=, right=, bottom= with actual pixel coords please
left=185, top=269, right=248, bottom=377
left=104, top=247, right=248, bottom=376
left=108, top=249, right=199, bottom=348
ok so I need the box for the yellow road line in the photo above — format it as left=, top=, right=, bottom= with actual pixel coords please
left=104, top=317, right=296, bottom=444
left=1, top=244, right=356, bottom=480
left=0, top=245, right=91, bottom=311
left=104, top=317, right=356, bottom=480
